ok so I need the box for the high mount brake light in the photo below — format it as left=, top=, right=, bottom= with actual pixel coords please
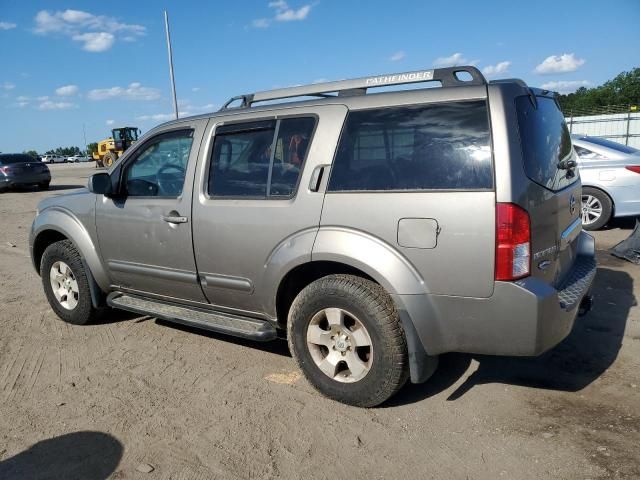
left=495, top=203, right=531, bottom=281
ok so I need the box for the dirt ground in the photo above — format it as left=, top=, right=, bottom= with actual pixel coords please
left=0, top=163, right=639, bottom=480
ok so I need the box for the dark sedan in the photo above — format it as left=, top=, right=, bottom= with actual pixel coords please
left=0, top=154, right=51, bottom=192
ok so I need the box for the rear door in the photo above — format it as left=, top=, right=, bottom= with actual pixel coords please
left=192, top=105, right=347, bottom=313
left=515, top=94, right=581, bottom=286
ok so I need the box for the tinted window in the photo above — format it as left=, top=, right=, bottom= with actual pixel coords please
left=516, top=96, right=577, bottom=191
left=209, top=117, right=315, bottom=198
left=578, top=136, right=638, bottom=154
left=125, top=130, right=193, bottom=197
left=328, top=101, right=492, bottom=192
left=0, top=154, right=34, bottom=164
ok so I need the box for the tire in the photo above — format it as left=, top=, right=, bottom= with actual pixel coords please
left=288, top=274, right=409, bottom=407
left=581, top=187, right=613, bottom=231
left=39, top=182, right=50, bottom=190
left=102, top=151, right=117, bottom=168
left=40, top=240, right=99, bottom=325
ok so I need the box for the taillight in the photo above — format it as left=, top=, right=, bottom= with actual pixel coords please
left=0, top=166, right=10, bottom=174
left=495, top=203, right=531, bottom=281
left=625, top=166, right=640, bottom=174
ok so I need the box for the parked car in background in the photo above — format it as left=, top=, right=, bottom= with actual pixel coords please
left=573, top=135, right=640, bottom=230
left=66, top=155, right=91, bottom=163
left=0, top=153, right=51, bottom=191
left=41, top=154, right=66, bottom=164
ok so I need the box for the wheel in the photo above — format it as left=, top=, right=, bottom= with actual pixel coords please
left=581, top=187, right=613, bottom=230
left=40, top=240, right=99, bottom=325
left=39, top=182, right=50, bottom=190
left=102, top=151, right=117, bottom=168
left=288, top=274, right=409, bottom=407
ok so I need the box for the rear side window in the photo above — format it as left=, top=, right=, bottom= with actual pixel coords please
left=516, top=96, right=576, bottom=191
left=328, top=101, right=493, bottom=192
left=209, top=117, right=315, bottom=198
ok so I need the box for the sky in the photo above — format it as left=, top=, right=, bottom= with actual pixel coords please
left=0, top=0, right=639, bottom=153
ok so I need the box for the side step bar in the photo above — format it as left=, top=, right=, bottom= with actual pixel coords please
left=107, top=293, right=277, bottom=342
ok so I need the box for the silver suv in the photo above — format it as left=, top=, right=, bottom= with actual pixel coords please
left=30, top=67, right=596, bottom=407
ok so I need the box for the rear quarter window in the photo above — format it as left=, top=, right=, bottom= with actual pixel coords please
left=516, top=96, right=577, bottom=191
left=328, top=100, right=493, bottom=192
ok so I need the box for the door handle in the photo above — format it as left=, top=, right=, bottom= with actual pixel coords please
left=309, top=164, right=329, bottom=192
left=162, top=214, right=188, bottom=224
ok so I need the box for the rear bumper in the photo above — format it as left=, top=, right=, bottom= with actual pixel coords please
left=394, top=231, right=597, bottom=357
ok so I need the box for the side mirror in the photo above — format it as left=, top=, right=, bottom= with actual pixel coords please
left=88, top=172, right=112, bottom=196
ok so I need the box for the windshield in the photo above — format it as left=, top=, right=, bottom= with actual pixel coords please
left=0, top=154, right=35, bottom=164
left=577, top=136, right=639, bottom=154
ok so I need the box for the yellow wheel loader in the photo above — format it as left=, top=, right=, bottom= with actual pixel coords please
left=93, top=127, right=140, bottom=168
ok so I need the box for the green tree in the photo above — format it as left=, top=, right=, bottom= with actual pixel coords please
left=23, top=150, right=40, bottom=159
left=87, top=142, right=98, bottom=157
left=558, top=67, right=640, bottom=113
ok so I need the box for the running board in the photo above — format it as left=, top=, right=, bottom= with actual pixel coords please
left=107, top=293, right=277, bottom=342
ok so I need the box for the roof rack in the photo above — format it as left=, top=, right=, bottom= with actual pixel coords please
left=219, top=66, right=486, bottom=111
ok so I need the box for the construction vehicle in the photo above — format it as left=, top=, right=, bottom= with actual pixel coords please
left=93, top=127, right=140, bottom=167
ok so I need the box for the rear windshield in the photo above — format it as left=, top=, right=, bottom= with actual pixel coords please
left=0, top=154, right=35, bottom=164
left=328, top=100, right=493, bottom=192
left=516, top=96, right=577, bottom=191
left=577, top=136, right=639, bottom=154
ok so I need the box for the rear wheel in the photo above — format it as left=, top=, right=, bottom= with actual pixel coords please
left=288, top=274, right=409, bottom=407
left=581, top=187, right=612, bottom=231
left=41, top=240, right=99, bottom=325
left=102, top=151, right=117, bottom=168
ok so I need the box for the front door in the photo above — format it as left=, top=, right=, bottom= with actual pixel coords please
left=191, top=105, right=347, bottom=315
left=96, top=120, right=208, bottom=302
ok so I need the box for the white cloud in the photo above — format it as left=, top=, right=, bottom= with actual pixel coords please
left=37, top=96, right=49, bottom=101
left=2, top=82, right=15, bottom=90
left=191, top=87, right=201, bottom=92
left=390, top=51, right=406, bottom=62
left=534, top=53, right=585, bottom=75
left=252, top=2, right=313, bottom=28
left=88, top=82, right=161, bottom=101
left=433, top=53, right=470, bottom=68
left=482, top=61, right=511, bottom=77
left=38, top=100, right=77, bottom=110
left=72, top=32, right=114, bottom=52
left=106, top=119, right=115, bottom=125
left=137, top=113, right=176, bottom=122
left=540, top=80, right=591, bottom=94
left=55, top=84, right=79, bottom=96
left=252, top=18, right=271, bottom=28
left=0, top=21, right=17, bottom=30
left=33, top=9, right=145, bottom=52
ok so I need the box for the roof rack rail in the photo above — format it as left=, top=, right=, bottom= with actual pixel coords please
left=219, top=66, right=486, bottom=111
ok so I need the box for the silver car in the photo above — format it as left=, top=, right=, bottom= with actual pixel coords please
left=30, top=67, right=596, bottom=407
left=573, top=135, right=640, bottom=230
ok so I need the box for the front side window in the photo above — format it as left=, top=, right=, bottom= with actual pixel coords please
left=209, top=117, right=315, bottom=198
left=328, top=101, right=493, bottom=192
left=125, top=130, right=194, bottom=197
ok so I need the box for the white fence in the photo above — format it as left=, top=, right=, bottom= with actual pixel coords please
left=565, top=109, right=640, bottom=148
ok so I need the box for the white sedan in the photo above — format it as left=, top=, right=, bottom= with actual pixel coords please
left=66, top=155, right=91, bottom=163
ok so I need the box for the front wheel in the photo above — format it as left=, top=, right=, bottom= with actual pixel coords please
left=102, top=151, right=117, bottom=168
left=288, top=274, right=409, bottom=407
left=40, top=240, right=100, bottom=325
left=581, top=187, right=613, bottom=231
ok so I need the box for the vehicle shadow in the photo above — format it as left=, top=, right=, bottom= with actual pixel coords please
left=0, top=431, right=123, bottom=480
left=5, top=184, right=84, bottom=193
left=604, top=216, right=639, bottom=231
left=387, top=265, right=633, bottom=406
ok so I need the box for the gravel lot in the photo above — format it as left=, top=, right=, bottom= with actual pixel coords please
left=0, top=163, right=639, bottom=479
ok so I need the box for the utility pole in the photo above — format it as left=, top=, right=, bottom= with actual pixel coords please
left=164, top=10, right=179, bottom=120
left=82, top=123, right=88, bottom=156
